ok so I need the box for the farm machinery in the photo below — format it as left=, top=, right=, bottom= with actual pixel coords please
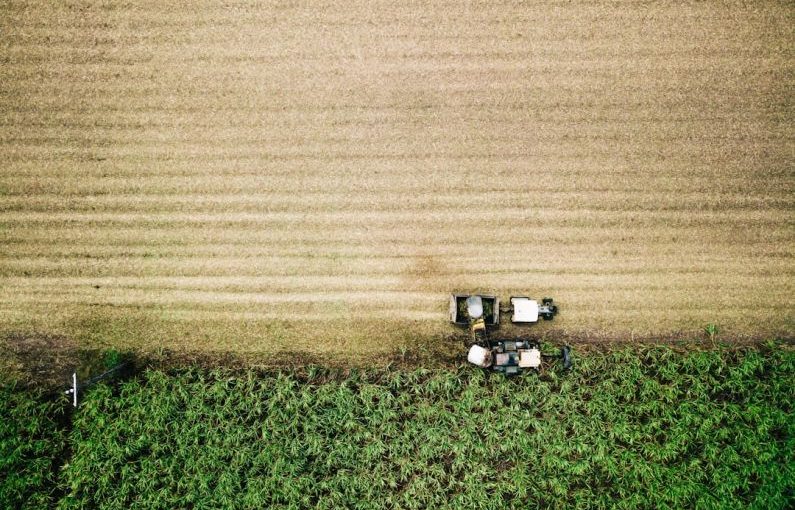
left=450, top=294, right=571, bottom=375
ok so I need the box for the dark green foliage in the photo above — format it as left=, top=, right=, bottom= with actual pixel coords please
left=0, top=385, right=68, bottom=510
left=56, top=347, right=794, bottom=509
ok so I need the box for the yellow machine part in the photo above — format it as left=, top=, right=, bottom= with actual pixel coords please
left=471, top=318, right=486, bottom=332
left=470, top=317, right=486, bottom=337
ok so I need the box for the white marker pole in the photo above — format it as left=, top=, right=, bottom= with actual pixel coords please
left=72, top=372, right=77, bottom=408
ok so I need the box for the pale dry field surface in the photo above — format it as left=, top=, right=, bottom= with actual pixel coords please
left=1, top=0, right=793, bottom=359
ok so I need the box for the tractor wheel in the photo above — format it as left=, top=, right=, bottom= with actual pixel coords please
left=542, top=313, right=554, bottom=321
left=542, top=297, right=553, bottom=305
left=549, top=305, right=558, bottom=315
left=561, top=346, right=572, bottom=370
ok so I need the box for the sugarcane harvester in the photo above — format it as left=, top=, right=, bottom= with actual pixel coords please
left=450, top=294, right=571, bottom=375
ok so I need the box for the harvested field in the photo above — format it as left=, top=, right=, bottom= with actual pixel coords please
left=1, top=0, right=793, bottom=357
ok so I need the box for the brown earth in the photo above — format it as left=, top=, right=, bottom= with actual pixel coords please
left=1, top=0, right=793, bottom=359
